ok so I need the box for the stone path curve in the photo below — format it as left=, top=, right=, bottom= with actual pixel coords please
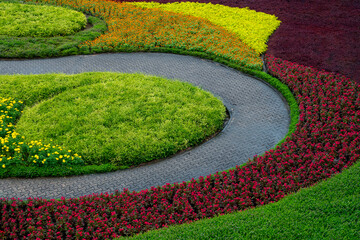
left=0, top=53, right=290, bottom=199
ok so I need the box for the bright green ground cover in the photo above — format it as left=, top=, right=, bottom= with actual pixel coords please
left=0, top=0, right=107, bottom=58
left=0, top=72, right=226, bottom=174
left=122, top=160, right=360, bottom=239
left=130, top=2, right=280, bottom=54
left=0, top=2, right=86, bottom=37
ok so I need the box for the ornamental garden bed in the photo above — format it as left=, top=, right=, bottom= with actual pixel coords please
left=0, top=0, right=359, bottom=239
left=0, top=72, right=227, bottom=177
left=124, top=0, right=360, bottom=83
left=0, top=1, right=107, bottom=58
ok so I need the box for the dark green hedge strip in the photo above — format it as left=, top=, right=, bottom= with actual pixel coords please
left=0, top=164, right=118, bottom=178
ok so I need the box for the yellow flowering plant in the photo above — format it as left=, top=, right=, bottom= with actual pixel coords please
left=0, top=97, right=83, bottom=169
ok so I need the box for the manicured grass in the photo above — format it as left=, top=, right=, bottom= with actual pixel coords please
left=123, top=160, right=360, bottom=239
left=0, top=72, right=225, bottom=174
left=0, top=2, right=86, bottom=37
left=15, top=73, right=226, bottom=167
left=0, top=1, right=107, bottom=58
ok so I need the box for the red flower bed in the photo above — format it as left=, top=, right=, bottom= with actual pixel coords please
left=124, top=0, right=360, bottom=83
left=1, top=55, right=359, bottom=239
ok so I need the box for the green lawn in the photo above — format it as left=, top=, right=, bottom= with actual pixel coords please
left=123, top=160, right=360, bottom=239
left=0, top=72, right=226, bottom=176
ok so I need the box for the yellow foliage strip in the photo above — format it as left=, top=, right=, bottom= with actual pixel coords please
left=129, top=2, right=281, bottom=54
left=26, top=0, right=262, bottom=70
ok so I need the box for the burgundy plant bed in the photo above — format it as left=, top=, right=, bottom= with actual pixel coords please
left=125, top=0, right=360, bottom=83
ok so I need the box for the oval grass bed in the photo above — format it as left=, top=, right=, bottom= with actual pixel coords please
left=3, top=72, right=226, bottom=175
left=0, top=2, right=86, bottom=37
left=0, top=1, right=107, bottom=59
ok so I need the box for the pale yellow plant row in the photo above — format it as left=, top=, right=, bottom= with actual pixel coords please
left=129, top=2, right=281, bottom=54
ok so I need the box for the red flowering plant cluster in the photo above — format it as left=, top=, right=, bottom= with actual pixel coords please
left=0, top=48, right=358, bottom=239
left=0, top=54, right=359, bottom=239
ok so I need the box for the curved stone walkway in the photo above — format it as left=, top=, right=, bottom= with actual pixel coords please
left=0, top=53, right=290, bottom=199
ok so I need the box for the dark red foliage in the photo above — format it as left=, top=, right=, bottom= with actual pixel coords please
left=124, top=0, right=360, bottom=83
left=1, top=55, right=359, bottom=239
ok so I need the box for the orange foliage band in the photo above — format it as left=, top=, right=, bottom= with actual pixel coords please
left=26, top=0, right=262, bottom=69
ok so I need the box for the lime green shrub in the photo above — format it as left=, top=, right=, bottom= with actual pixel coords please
left=2, top=72, right=225, bottom=170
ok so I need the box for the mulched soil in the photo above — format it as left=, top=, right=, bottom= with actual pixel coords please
left=126, top=0, right=360, bottom=83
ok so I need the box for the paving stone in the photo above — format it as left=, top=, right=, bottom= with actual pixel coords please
left=0, top=53, right=290, bottom=199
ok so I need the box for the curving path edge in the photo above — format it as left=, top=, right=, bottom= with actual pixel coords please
left=0, top=53, right=290, bottom=199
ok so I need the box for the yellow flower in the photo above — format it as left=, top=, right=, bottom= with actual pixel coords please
left=2, top=164, right=4, bottom=168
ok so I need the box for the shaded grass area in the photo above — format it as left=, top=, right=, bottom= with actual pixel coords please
left=15, top=73, right=226, bottom=167
left=0, top=1, right=107, bottom=58
left=125, top=0, right=360, bottom=83
left=0, top=72, right=226, bottom=177
left=123, top=160, right=360, bottom=239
